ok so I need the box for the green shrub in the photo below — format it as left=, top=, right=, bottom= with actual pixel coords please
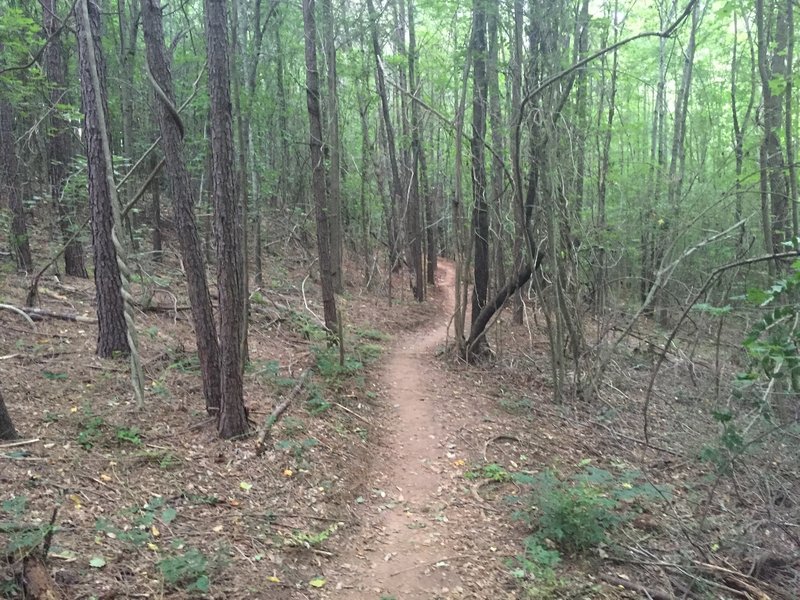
left=513, top=465, right=669, bottom=554
left=159, top=548, right=209, bottom=592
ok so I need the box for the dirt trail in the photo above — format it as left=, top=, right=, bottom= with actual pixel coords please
left=336, top=260, right=466, bottom=598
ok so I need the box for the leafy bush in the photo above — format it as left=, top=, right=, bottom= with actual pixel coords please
left=158, top=548, right=209, bottom=592
left=513, top=465, right=668, bottom=554
left=465, top=463, right=512, bottom=482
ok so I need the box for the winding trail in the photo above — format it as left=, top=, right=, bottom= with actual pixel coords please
left=337, top=260, right=465, bottom=598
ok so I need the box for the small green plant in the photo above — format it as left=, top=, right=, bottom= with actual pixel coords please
left=465, top=463, right=512, bottom=482
left=276, top=437, right=318, bottom=461
left=313, top=345, right=363, bottom=381
left=508, top=537, right=562, bottom=583
left=1, top=496, right=53, bottom=559
left=169, top=354, right=200, bottom=374
left=280, top=417, right=306, bottom=437
left=77, top=415, right=105, bottom=449
left=115, top=426, right=142, bottom=446
left=150, top=378, right=170, bottom=398
left=513, top=465, right=668, bottom=554
left=499, top=394, right=534, bottom=415
left=353, top=327, right=390, bottom=341
left=291, top=313, right=328, bottom=341
left=42, top=370, right=67, bottom=381
left=284, top=523, right=339, bottom=549
left=306, top=385, right=331, bottom=414
left=158, top=548, right=209, bottom=592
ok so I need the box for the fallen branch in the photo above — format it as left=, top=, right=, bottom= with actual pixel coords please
left=598, top=573, right=672, bottom=600
left=0, top=304, right=37, bottom=330
left=332, top=402, right=372, bottom=426
left=482, top=434, right=522, bottom=462
left=21, top=307, right=96, bottom=323
left=0, top=438, right=40, bottom=449
left=389, top=555, right=474, bottom=577
left=255, top=370, right=310, bottom=455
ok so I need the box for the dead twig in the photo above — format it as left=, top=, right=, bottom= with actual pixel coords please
left=332, top=402, right=373, bottom=426
left=0, top=438, right=40, bottom=449
left=389, top=555, right=474, bottom=577
left=255, top=370, right=310, bottom=455
left=0, top=304, right=37, bottom=330
left=482, top=434, right=522, bottom=462
left=598, top=573, right=672, bottom=600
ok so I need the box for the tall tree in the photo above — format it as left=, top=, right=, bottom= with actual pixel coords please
left=0, top=385, right=17, bottom=441
left=75, top=0, right=130, bottom=357
left=42, top=0, right=87, bottom=277
left=0, top=95, right=33, bottom=273
left=405, top=0, right=424, bottom=300
left=322, top=0, right=343, bottom=292
left=756, top=0, right=790, bottom=259
left=469, top=0, right=489, bottom=342
left=141, top=0, right=222, bottom=414
left=205, top=0, right=249, bottom=438
left=366, top=0, right=403, bottom=275
left=303, top=0, right=339, bottom=332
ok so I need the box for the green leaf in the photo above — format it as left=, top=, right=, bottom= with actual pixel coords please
left=309, top=577, right=326, bottom=588
left=239, top=481, right=253, bottom=491
left=89, top=556, right=107, bottom=568
left=161, top=507, right=177, bottom=524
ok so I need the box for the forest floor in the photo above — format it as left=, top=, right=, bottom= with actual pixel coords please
left=1, top=248, right=798, bottom=599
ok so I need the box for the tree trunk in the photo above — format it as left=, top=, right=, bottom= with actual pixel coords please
left=731, top=9, right=755, bottom=254
left=597, top=5, right=619, bottom=314
left=757, top=0, right=790, bottom=259
left=366, top=0, right=403, bottom=274
left=786, top=0, right=798, bottom=239
left=75, top=0, right=130, bottom=357
left=149, top=152, right=162, bottom=259
left=142, top=0, right=223, bottom=415
left=303, top=0, right=339, bottom=332
left=205, top=0, right=248, bottom=438
left=469, top=0, right=489, bottom=344
left=510, top=0, right=524, bottom=324
left=322, top=0, right=343, bottom=292
left=0, top=97, right=34, bottom=273
left=406, top=0, right=424, bottom=301
left=0, top=386, right=17, bottom=441
left=42, top=0, right=87, bottom=278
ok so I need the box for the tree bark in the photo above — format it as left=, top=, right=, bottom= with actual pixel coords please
left=757, top=0, right=790, bottom=259
left=303, top=0, right=339, bottom=333
left=205, top=0, right=248, bottom=438
left=406, top=0, right=424, bottom=301
left=142, top=0, right=223, bottom=414
left=149, top=152, right=162, bottom=259
left=42, top=0, right=87, bottom=278
left=366, top=0, right=403, bottom=273
left=0, top=386, right=17, bottom=441
left=75, top=0, right=130, bottom=357
left=0, top=97, right=33, bottom=273
left=469, top=0, right=489, bottom=342
left=322, top=0, right=343, bottom=292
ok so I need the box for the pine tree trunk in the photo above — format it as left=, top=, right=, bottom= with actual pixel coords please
left=149, top=153, right=162, bottom=259
left=406, top=0, right=424, bottom=301
left=0, top=98, right=33, bottom=273
left=42, top=0, right=87, bottom=278
left=366, top=0, right=403, bottom=274
left=205, top=0, right=248, bottom=438
left=303, top=0, right=339, bottom=332
left=0, top=386, right=17, bottom=441
left=142, top=0, right=223, bottom=415
left=469, top=0, right=489, bottom=341
left=75, top=0, right=130, bottom=357
left=322, top=0, right=343, bottom=292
